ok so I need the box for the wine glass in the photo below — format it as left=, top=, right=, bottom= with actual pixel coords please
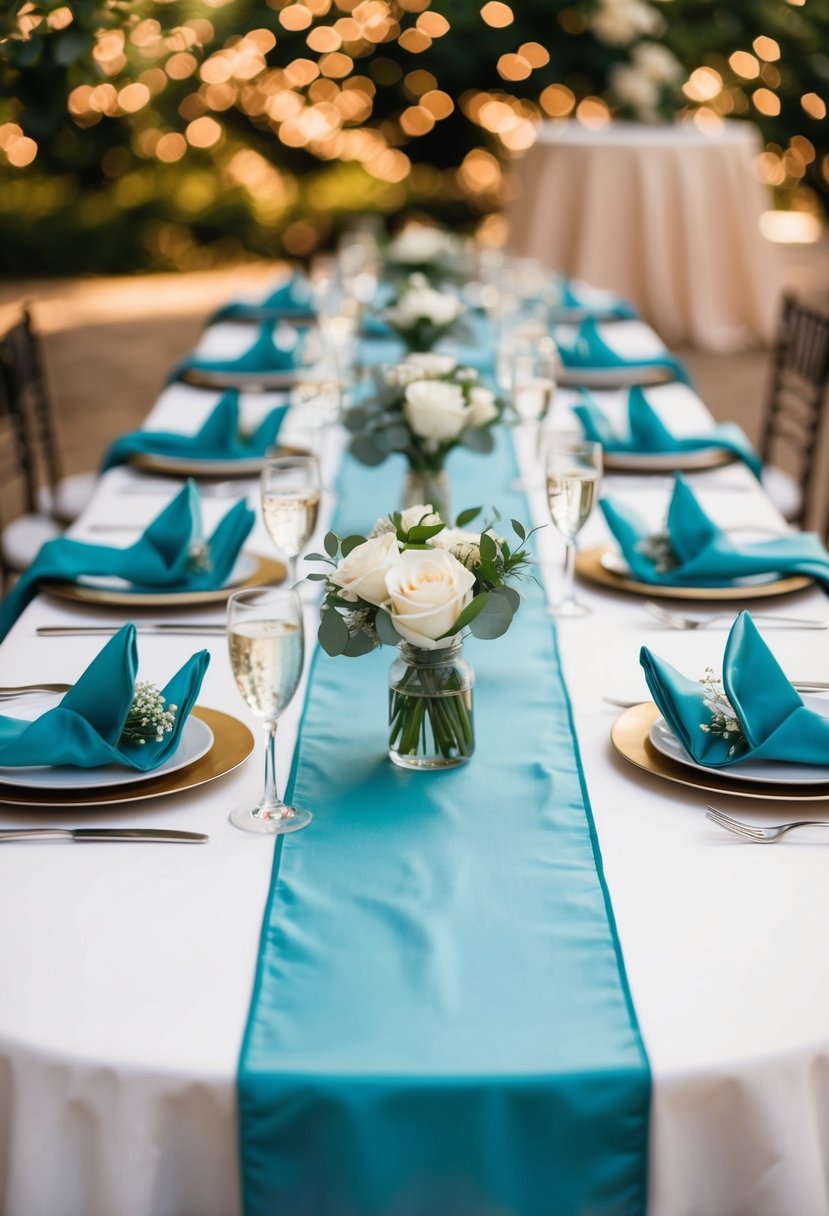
left=503, top=340, right=558, bottom=489
left=227, top=586, right=311, bottom=835
left=545, top=438, right=602, bottom=618
left=261, top=455, right=321, bottom=589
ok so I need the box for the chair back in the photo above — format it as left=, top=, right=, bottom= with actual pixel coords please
left=760, top=295, right=829, bottom=529
left=2, top=307, right=64, bottom=507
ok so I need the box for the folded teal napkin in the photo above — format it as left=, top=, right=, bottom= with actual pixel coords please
left=600, top=474, right=829, bottom=588
left=557, top=318, right=691, bottom=385
left=169, top=323, right=305, bottom=383
left=211, top=274, right=315, bottom=323
left=101, top=392, right=289, bottom=471
left=0, top=624, right=209, bottom=771
left=641, top=611, right=829, bottom=768
left=0, top=482, right=255, bottom=640
left=558, top=279, right=638, bottom=320
left=573, top=387, right=762, bottom=477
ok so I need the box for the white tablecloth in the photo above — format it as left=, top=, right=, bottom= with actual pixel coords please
left=2, top=372, right=829, bottom=1215
left=509, top=120, right=782, bottom=352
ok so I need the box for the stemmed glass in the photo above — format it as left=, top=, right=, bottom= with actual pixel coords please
left=545, top=439, right=602, bottom=618
left=503, top=340, right=558, bottom=489
left=227, top=586, right=311, bottom=835
left=261, top=455, right=321, bottom=589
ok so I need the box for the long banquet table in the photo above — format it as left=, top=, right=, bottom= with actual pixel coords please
left=2, top=330, right=829, bottom=1215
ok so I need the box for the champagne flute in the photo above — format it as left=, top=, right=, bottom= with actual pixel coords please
left=261, top=455, right=321, bottom=589
left=227, top=586, right=311, bottom=834
left=545, top=439, right=602, bottom=618
left=505, top=341, right=558, bottom=489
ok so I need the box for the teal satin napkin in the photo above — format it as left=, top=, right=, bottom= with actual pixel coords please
left=211, top=274, right=315, bottom=323
left=169, top=323, right=304, bottom=383
left=0, top=482, right=254, bottom=639
left=557, top=318, right=691, bottom=384
left=641, top=611, right=829, bottom=768
left=558, top=279, right=638, bottom=319
left=600, top=475, right=829, bottom=587
left=0, top=624, right=209, bottom=771
left=101, top=392, right=289, bottom=471
left=574, top=387, right=762, bottom=476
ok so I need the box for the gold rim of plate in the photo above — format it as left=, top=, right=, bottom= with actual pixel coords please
left=40, top=554, right=285, bottom=608
left=611, top=701, right=829, bottom=802
left=0, top=706, right=254, bottom=808
left=602, top=448, right=734, bottom=473
left=576, top=545, right=813, bottom=601
left=559, top=366, right=674, bottom=388
left=131, top=452, right=266, bottom=478
left=181, top=368, right=302, bottom=391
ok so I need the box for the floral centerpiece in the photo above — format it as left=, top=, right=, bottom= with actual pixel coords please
left=307, top=504, right=538, bottom=770
left=344, top=352, right=502, bottom=515
left=382, top=273, right=467, bottom=353
left=383, top=224, right=467, bottom=286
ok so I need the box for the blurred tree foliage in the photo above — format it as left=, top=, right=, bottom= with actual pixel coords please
left=0, top=0, right=826, bottom=276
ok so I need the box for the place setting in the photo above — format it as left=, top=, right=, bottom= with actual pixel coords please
left=611, top=610, right=829, bottom=804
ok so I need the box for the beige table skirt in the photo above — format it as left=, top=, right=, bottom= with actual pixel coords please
left=509, top=119, right=782, bottom=352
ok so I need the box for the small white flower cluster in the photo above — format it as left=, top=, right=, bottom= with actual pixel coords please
left=187, top=538, right=213, bottom=573
left=635, top=530, right=678, bottom=574
left=120, top=682, right=178, bottom=746
left=590, top=0, right=666, bottom=47
left=386, top=225, right=463, bottom=266
left=385, top=353, right=458, bottom=386
left=698, top=668, right=747, bottom=757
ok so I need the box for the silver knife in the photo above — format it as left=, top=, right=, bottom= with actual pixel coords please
left=37, top=625, right=226, bottom=637
left=0, top=828, right=208, bottom=843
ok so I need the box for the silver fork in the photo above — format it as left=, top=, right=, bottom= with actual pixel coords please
left=706, top=805, right=829, bottom=843
left=645, top=601, right=827, bottom=631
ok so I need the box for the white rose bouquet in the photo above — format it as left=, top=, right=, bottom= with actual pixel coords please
left=307, top=505, right=538, bottom=764
left=345, top=353, right=503, bottom=479
left=382, top=273, right=467, bottom=353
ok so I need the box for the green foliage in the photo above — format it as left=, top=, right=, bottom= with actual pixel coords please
left=0, top=0, right=826, bottom=275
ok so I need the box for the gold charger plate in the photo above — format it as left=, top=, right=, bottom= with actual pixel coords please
left=602, top=447, right=734, bottom=473
left=576, top=545, right=812, bottom=601
left=41, top=554, right=284, bottom=609
left=559, top=365, right=675, bottom=389
left=181, top=368, right=302, bottom=391
left=0, top=707, right=254, bottom=808
left=131, top=452, right=267, bottom=478
left=611, top=701, right=829, bottom=802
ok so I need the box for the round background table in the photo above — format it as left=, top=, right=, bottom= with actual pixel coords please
left=508, top=119, right=781, bottom=352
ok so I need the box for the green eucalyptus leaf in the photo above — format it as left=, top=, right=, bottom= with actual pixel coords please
left=304, top=572, right=329, bottom=581
left=455, top=506, right=482, bottom=527
left=304, top=552, right=332, bottom=564
left=501, top=586, right=521, bottom=613
left=459, top=427, right=493, bottom=453
left=374, top=608, right=402, bottom=646
left=479, top=531, right=497, bottom=562
left=438, top=592, right=488, bottom=637
left=344, top=629, right=377, bottom=657
left=468, top=589, right=514, bottom=640
left=323, top=531, right=339, bottom=558
left=318, top=608, right=349, bottom=656
left=340, top=534, right=366, bottom=556
left=406, top=522, right=446, bottom=543
left=349, top=434, right=387, bottom=467
left=511, top=519, right=526, bottom=540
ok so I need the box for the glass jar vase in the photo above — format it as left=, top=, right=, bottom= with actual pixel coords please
left=388, top=639, right=474, bottom=770
left=402, top=467, right=451, bottom=518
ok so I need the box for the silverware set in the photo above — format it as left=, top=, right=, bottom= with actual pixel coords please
left=705, top=806, right=829, bottom=844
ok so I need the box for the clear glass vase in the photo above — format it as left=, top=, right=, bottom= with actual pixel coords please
left=388, top=639, right=474, bottom=770
left=403, top=467, right=451, bottom=518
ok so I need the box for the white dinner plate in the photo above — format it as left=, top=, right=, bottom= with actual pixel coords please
left=131, top=452, right=267, bottom=478
left=599, top=549, right=779, bottom=588
left=0, top=713, right=214, bottom=791
left=650, top=703, right=829, bottom=786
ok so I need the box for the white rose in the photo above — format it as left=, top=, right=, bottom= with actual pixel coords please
left=431, top=527, right=482, bottom=570
left=388, top=225, right=455, bottom=264
left=633, top=41, right=683, bottom=84
left=328, top=532, right=401, bottom=606
left=385, top=548, right=476, bottom=650
left=466, top=386, right=499, bottom=428
left=404, top=380, right=470, bottom=442
left=388, top=284, right=463, bottom=328
left=401, top=352, right=457, bottom=377
left=397, top=503, right=441, bottom=532
left=609, top=65, right=660, bottom=116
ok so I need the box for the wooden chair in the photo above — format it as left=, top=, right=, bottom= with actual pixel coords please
left=760, top=295, right=829, bottom=531
left=2, top=306, right=97, bottom=530
left=0, top=343, right=61, bottom=582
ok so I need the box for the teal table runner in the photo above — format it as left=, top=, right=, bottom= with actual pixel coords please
left=238, top=434, right=651, bottom=1215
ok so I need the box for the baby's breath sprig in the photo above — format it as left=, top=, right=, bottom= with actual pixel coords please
left=636, top=529, right=678, bottom=574
left=698, top=667, right=747, bottom=757
left=187, top=538, right=213, bottom=573
left=120, top=682, right=178, bottom=747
